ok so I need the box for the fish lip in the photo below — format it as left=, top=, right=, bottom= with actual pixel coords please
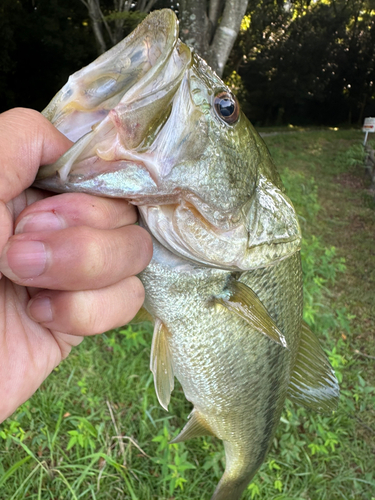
left=35, top=158, right=159, bottom=198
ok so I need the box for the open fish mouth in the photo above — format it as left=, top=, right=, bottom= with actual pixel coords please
left=37, top=9, right=190, bottom=191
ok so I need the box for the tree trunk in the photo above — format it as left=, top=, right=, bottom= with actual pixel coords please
left=81, top=0, right=248, bottom=75
left=179, top=0, right=249, bottom=77
left=179, top=0, right=210, bottom=61
left=358, top=94, right=367, bottom=126
left=81, top=0, right=158, bottom=55
left=80, top=0, right=107, bottom=54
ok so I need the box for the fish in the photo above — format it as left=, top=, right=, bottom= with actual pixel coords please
left=34, top=9, right=340, bottom=500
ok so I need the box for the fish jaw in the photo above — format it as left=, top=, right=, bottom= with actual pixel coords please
left=36, top=8, right=191, bottom=190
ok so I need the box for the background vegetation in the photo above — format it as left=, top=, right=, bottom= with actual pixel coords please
left=1, top=0, right=374, bottom=126
left=1, top=130, right=374, bottom=499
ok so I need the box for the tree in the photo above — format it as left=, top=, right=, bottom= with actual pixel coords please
left=178, top=0, right=249, bottom=76
left=79, top=0, right=158, bottom=54
left=235, top=0, right=375, bottom=125
left=80, top=0, right=249, bottom=76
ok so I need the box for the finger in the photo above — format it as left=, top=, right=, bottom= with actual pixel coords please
left=0, top=108, right=72, bottom=203
left=50, top=331, right=84, bottom=360
left=0, top=189, right=48, bottom=256
left=0, top=225, right=153, bottom=290
left=9, top=189, right=49, bottom=222
left=15, top=193, right=138, bottom=234
left=0, top=201, right=12, bottom=259
left=27, top=276, right=145, bottom=336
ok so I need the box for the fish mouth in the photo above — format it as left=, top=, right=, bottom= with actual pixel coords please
left=37, top=9, right=191, bottom=187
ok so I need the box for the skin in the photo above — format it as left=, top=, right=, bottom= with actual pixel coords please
left=0, top=108, right=153, bottom=423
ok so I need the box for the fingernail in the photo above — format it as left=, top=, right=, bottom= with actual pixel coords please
left=15, top=212, right=64, bottom=234
left=28, top=296, right=53, bottom=323
left=5, top=240, right=47, bottom=279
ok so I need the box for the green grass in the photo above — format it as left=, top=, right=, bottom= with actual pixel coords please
left=1, top=129, right=375, bottom=499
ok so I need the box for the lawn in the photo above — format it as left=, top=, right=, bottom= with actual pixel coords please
left=1, top=129, right=374, bottom=500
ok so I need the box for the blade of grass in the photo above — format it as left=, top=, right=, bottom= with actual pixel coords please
left=0, top=456, right=31, bottom=486
left=10, top=461, right=43, bottom=500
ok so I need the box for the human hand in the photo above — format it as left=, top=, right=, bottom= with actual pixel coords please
left=0, top=108, right=152, bottom=422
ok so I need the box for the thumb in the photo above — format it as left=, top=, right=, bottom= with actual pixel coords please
left=0, top=108, right=72, bottom=204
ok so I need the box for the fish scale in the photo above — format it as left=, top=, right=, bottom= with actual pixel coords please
left=35, top=9, right=340, bottom=499
left=240, top=252, right=303, bottom=359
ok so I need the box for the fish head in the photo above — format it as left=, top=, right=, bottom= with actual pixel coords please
left=36, top=9, right=301, bottom=270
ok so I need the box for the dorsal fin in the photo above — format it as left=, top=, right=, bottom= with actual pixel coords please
left=170, top=409, right=215, bottom=444
left=215, top=280, right=288, bottom=348
left=287, top=321, right=340, bottom=412
left=150, top=319, right=174, bottom=411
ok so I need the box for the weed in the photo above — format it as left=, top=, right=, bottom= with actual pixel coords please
left=66, top=418, right=98, bottom=456
left=152, top=420, right=196, bottom=496
left=334, top=143, right=367, bottom=173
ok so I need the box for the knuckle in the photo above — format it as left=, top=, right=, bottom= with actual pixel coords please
left=128, top=276, right=146, bottom=304
left=130, top=226, right=153, bottom=268
left=120, top=276, right=146, bottom=322
left=8, top=108, right=50, bottom=136
left=141, top=228, right=153, bottom=264
left=8, top=107, right=40, bottom=120
left=69, top=291, right=102, bottom=334
left=56, top=277, right=147, bottom=335
left=74, top=229, right=107, bottom=279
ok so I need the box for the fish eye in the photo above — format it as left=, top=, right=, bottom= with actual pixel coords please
left=214, top=91, right=239, bottom=125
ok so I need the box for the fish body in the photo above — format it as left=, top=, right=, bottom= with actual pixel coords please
left=142, top=240, right=303, bottom=499
left=35, top=9, right=339, bottom=500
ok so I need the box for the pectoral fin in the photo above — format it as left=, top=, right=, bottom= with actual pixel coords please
left=216, top=280, right=288, bottom=348
left=170, top=409, right=215, bottom=444
left=150, top=319, right=174, bottom=411
left=287, top=321, right=339, bottom=412
left=131, top=306, right=153, bottom=324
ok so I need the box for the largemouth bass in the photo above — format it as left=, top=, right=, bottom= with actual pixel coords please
left=35, top=9, right=339, bottom=500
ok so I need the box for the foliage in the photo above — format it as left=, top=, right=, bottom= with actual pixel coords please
left=1, top=0, right=375, bottom=126
left=279, top=164, right=350, bottom=331
left=152, top=421, right=196, bottom=495
left=334, top=143, right=368, bottom=173
left=230, top=0, right=375, bottom=126
left=0, top=0, right=97, bottom=112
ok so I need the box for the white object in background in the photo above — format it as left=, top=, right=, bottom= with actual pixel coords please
left=362, top=117, right=375, bottom=145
